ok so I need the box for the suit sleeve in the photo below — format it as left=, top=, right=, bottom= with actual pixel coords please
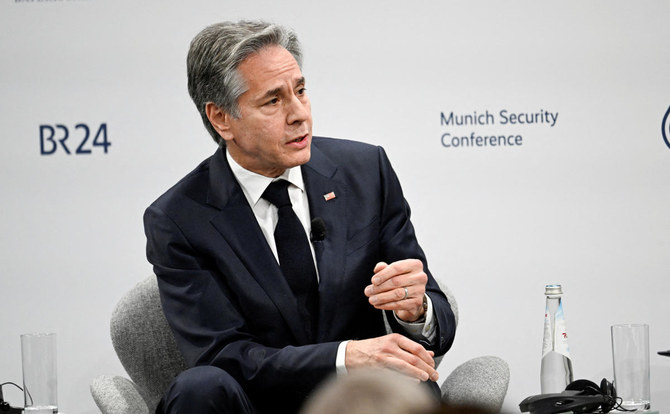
left=374, top=146, right=456, bottom=355
left=143, top=204, right=339, bottom=408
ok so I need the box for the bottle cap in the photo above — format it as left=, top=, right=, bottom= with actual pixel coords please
left=545, top=284, right=563, bottom=295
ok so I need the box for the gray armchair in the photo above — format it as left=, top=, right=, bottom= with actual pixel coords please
left=90, top=277, right=509, bottom=413
left=91, top=277, right=186, bottom=413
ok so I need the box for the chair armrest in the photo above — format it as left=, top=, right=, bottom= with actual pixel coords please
left=90, top=375, right=150, bottom=414
left=441, top=355, right=510, bottom=412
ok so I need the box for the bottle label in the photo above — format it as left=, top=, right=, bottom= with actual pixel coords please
left=553, top=303, right=570, bottom=357
left=542, top=301, right=570, bottom=358
left=542, top=308, right=552, bottom=357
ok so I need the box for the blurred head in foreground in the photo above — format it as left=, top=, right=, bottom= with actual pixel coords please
left=300, top=369, right=436, bottom=414
left=301, top=368, right=497, bottom=414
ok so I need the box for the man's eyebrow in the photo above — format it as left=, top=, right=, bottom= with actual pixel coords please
left=260, top=87, right=282, bottom=101
left=258, top=77, right=306, bottom=101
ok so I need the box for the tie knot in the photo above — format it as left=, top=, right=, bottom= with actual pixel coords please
left=262, top=180, right=292, bottom=208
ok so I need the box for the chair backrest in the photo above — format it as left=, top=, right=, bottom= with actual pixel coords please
left=439, top=280, right=458, bottom=327
left=110, top=276, right=187, bottom=413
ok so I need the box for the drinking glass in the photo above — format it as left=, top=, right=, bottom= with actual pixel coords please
left=611, top=324, right=650, bottom=410
left=21, top=333, right=58, bottom=413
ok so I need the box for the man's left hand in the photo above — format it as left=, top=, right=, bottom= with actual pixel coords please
left=364, top=259, right=427, bottom=322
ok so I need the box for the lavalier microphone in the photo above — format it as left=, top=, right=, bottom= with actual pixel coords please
left=310, top=217, right=326, bottom=242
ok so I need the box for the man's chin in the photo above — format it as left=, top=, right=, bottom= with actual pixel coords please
left=294, top=147, right=312, bottom=167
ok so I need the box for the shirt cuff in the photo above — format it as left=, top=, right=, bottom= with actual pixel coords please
left=336, top=340, right=350, bottom=375
left=393, top=294, right=437, bottom=342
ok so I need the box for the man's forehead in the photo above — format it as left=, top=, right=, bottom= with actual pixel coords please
left=238, top=45, right=301, bottom=76
left=237, top=47, right=305, bottom=95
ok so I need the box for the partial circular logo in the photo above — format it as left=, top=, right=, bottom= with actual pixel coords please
left=663, top=105, right=670, bottom=150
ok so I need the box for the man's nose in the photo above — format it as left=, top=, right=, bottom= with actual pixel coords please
left=286, top=94, right=310, bottom=125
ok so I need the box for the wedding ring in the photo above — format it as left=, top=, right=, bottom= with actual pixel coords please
left=403, top=287, right=409, bottom=300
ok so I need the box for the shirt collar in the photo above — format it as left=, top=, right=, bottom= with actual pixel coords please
left=226, top=149, right=306, bottom=207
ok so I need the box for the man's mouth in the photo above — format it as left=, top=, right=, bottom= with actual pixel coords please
left=289, top=134, right=308, bottom=143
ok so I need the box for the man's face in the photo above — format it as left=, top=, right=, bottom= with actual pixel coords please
left=219, top=45, right=312, bottom=177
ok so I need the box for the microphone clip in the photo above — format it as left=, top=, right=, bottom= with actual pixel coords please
left=310, top=217, right=327, bottom=243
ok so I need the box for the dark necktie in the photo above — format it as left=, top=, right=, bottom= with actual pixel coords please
left=262, top=179, right=319, bottom=340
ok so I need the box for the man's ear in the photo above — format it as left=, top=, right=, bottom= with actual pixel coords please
left=205, top=102, right=234, bottom=142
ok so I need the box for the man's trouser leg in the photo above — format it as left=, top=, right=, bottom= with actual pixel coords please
left=156, top=365, right=256, bottom=414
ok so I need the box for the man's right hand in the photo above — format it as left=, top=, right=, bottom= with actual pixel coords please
left=344, top=334, right=439, bottom=382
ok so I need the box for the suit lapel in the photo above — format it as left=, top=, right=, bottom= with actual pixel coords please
left=206, top=148, right=311, bottom=345
left=302, top=144, right=349, bottom=340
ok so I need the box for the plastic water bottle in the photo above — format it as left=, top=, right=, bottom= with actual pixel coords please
left=540, top=284, right=574, bottom=394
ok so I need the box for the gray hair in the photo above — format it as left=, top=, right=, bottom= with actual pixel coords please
left=187, top=20, right=303, bottom=145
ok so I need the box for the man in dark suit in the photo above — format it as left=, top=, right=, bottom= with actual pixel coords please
left=144, top=20, right=456, bottom=414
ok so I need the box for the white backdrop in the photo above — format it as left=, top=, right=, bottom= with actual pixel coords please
left=1, top=1, right=669, bottom=412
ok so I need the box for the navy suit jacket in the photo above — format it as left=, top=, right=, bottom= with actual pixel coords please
left=144, top=137, right=456, bottom=413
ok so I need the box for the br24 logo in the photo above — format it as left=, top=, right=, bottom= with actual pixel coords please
left=40, top=123, right=110, bottom=155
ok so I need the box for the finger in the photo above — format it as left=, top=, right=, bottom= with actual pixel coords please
left=381, top=354, right=435, bottom=382
left=370, top=297, right=422, bottom=313
left=367, top=273, right=427, bottom=296
left=371, top=259, right=423, bottom=286
left=395, top=337, right=439, bottom=381
left=370, top=344, right=436, bottom=382
left=373, top=261, right=388, bottom=274
left=368, top=285, right=410, bottom=305
left=371, top=261, right=406, bottom=285
left=396, top=336, right=435, bottom=368
left=368, top=285, right=424, bottom=309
